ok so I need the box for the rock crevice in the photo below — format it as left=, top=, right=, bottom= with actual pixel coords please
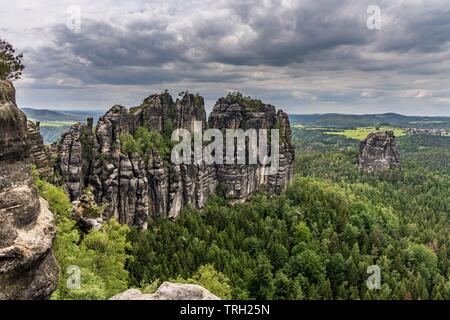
left=0, top=80, right=58, bottom=300
left=110, top=282, right=220, bottom=300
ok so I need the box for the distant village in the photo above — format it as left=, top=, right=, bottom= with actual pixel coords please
left=406, top=128, right=450, bottom=136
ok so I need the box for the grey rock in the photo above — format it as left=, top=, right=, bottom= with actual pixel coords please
left=110, top=282, right=220, bottom=300
left=359, top=131, right=402, bottom=172
left=209, top=96, right=295, bottom=201
left=0, top=80, right=58, bottom=300
left=54, top=91, right=294, bottom=228
left=0, top=80, right=27, bottom=162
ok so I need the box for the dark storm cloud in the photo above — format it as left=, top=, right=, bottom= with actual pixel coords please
left=29, top=18, right=247, bottom=86
left=10, top=0, right=450, bottom=115
left=52, top=20, right=187, bottom=67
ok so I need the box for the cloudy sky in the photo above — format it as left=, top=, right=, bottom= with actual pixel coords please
left=1, top=0, right=450, bottom=115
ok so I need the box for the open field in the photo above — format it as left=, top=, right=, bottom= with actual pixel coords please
left=31, top=120, right=76, bottom=127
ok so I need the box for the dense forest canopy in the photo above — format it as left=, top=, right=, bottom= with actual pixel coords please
left=289, top=113, right=450, bottom=129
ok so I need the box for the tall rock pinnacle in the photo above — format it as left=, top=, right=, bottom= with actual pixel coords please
left=53, top=92, right=295, bottom=229
left=0, top=80, right=59, bottom=299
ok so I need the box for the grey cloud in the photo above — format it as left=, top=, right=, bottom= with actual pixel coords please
left=6, top=0, right=450, bottom=115
left=376, top=2, right=450, bottom=54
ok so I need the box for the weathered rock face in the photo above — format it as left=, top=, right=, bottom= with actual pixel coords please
left=110, top=282, right=220, bottom=300
left=209, top=96, right=295, bottom=201
left=0, top=80, right=27, bottom=162
left=73, top=188, right=103, bottom=233
left=0, top=80, right=58, bottom=300
left=359, top=131, right=402, bottom=172
left=57, top=123, right=87, bottom=200
left=83, top=106, right=149, bottom=228
left=55, top=92, right=294, bottom=229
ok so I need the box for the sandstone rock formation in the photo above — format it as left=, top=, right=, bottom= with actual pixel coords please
left=359, top=131, right=401, bottom=172
left=110, top=282, right=220, bottom=300
left=27, top=121, right=51, bottom=178
left=56, top=122, right=91, bottom=200
left=54, top=92, right=294, bottom=229
left=209, top=95, right=295, bottom=200
left=0, top=80, right=58, bottom=299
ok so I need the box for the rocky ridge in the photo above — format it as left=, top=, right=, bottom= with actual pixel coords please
left=359, top=131, right=402, bottom=172
left=27, top=121, right=52, bottom=178
left=0, top=80, right=58, bottom=299
left=110, top=282, right=220, bottom=300
left=54, top=92, right=295, bottom=229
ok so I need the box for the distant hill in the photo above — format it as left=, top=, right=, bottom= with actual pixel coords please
left=21, top=108, right=105, bottom=144
left=22, top=108, right=104, bottom=122
left=289, top=113, right=450, bottom=129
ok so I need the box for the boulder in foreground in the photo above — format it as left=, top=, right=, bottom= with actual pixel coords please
left=0, top=80, right=58, bottom=299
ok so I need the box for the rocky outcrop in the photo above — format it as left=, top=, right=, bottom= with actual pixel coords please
left=0, top=80, right=58, bottom=300
left=56, top=122, right=94, bottom=200
left=110, top=282, right=220, bottom=300
left=405, top=128, right=450, bottom=136
left=131, top=92, right=206, bottom=133
left=0, top=80, right=27, bottom=161
left=209, top=96, right=295, bottom=201
left=359, top=131, right=401, bottom=172
left=54, top=92, right=294, bottom=229
left=87, top=106, right=150, bottom=228
left=27, top=121, right=51, bottom=178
